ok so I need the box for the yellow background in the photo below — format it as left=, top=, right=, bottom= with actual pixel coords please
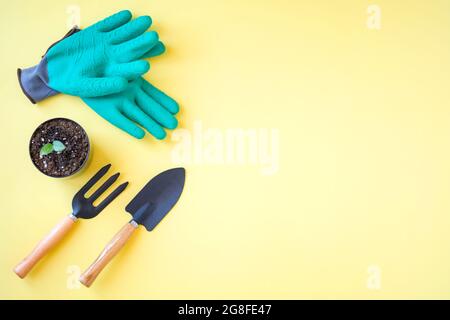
left=1, top=0, right=450, bottom=299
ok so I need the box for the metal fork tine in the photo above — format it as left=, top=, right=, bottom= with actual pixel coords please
left=95, top=182, right=129, bottom=213
left=77, top=164, right=111, bottom=196
left=88, top=172, right=120, bottom=202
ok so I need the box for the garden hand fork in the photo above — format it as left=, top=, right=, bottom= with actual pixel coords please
left=14, top=164, right=128, bottom=278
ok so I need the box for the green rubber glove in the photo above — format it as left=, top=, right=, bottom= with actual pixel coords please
left=18, top=10, right=160, bottom=102
left=79, top=22, right=178, bottom=140
left=82, top=76, right=179, bottom=139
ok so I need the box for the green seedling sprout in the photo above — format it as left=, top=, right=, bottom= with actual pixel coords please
left=40, top=140, right=66, bottom=157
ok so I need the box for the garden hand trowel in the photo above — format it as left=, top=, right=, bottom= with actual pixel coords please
left=79, top=167, right=186, bottom=287
left=14, top=164, right=128, bottom=278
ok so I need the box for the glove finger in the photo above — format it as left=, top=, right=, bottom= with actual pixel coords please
left=141, top=80, right=179, bottom=114
left=108, top=15, right=152, bottom=44
left=73, top=77, right=128, bottom=97
left=105, top=60, right=150, bottom=80
left=91, top=10, right=132, bottom=32
left=142, top=41, right=166, bottom=58
left=123, top=100, right=166, bottom=140
left=113, top=31, right=159, bottom=63
left=136, top=89, right=178, bottom=129
left=102, top=109, right=145, bottom=139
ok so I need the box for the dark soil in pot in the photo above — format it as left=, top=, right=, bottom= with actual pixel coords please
left=29, top=118, right=90, bottom=178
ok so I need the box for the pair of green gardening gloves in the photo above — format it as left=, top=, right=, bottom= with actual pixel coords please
left=18, top=10, right=178, bottom=139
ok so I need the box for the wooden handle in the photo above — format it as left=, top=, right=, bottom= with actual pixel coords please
left=14, top=215, right=76, bottom=278
left=79, top=222, right=137, bottom=287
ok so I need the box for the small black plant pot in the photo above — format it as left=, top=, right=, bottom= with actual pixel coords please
left=29, top=118, right=90, bottom=178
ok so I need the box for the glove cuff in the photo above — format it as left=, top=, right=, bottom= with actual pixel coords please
left=17, top=60, right=58, bottom=104
left=18, top=27, right=80, bottom=104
